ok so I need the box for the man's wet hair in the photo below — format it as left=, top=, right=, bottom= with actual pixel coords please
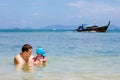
left=22, top=44, right=32, bottom=52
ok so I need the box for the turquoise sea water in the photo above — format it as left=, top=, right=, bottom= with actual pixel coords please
left=0, top=30, right=120, bottom=80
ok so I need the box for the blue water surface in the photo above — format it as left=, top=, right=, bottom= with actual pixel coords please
left=0, top=30, right=120, bottom=80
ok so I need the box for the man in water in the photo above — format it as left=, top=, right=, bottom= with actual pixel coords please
left=14, top=44, right=34, bottom=64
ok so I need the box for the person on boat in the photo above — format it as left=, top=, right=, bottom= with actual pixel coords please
left=77, top=24, right=85, bottom=31
left=77, top=26, right=82, bottom=30
left=14, top=44, right=34, bottom=64
left=33, top=48, right=47, bottom=64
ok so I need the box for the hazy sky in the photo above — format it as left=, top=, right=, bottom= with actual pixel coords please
left=0, top=0, right=119, bottom=29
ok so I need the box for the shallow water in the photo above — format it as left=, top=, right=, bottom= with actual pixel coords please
left=0, top=30, right=120, bottom=80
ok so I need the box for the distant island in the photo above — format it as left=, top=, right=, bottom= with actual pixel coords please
left=41, top=25, right=78, bottom=30
left=0, top=24, right=120, bottom=31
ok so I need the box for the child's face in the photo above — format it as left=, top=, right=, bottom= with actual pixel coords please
left=37, top=53, right=42, bottom=57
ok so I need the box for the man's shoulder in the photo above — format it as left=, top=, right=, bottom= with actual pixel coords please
left=14, top=54, right=20, bottom=64
left=15, top=54, right=21, bottom=59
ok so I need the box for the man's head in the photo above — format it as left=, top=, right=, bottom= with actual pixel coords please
left=22, top=44, right=32, bottom=57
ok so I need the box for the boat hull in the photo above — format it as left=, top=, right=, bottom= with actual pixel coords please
left=76, top=21, right=111, bottom=32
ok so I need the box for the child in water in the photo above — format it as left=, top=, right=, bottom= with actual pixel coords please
left=33, top=48, right=47, bottom=64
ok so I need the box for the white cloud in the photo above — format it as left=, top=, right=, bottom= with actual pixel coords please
left=33, top=13, right=39, bottom=16
left=67, top=0, right=86, bottom=8
left=31, top=12, right=44, bottom=17
left=67, top=0, right=119, bottom=13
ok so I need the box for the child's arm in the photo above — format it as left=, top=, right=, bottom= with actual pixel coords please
left=41, top=57, right=47, bottom=63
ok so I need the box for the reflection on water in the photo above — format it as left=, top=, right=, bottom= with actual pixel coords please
left=13, top=63, right=47, bottom=80
left=14, top=63, right=46, bottom=72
